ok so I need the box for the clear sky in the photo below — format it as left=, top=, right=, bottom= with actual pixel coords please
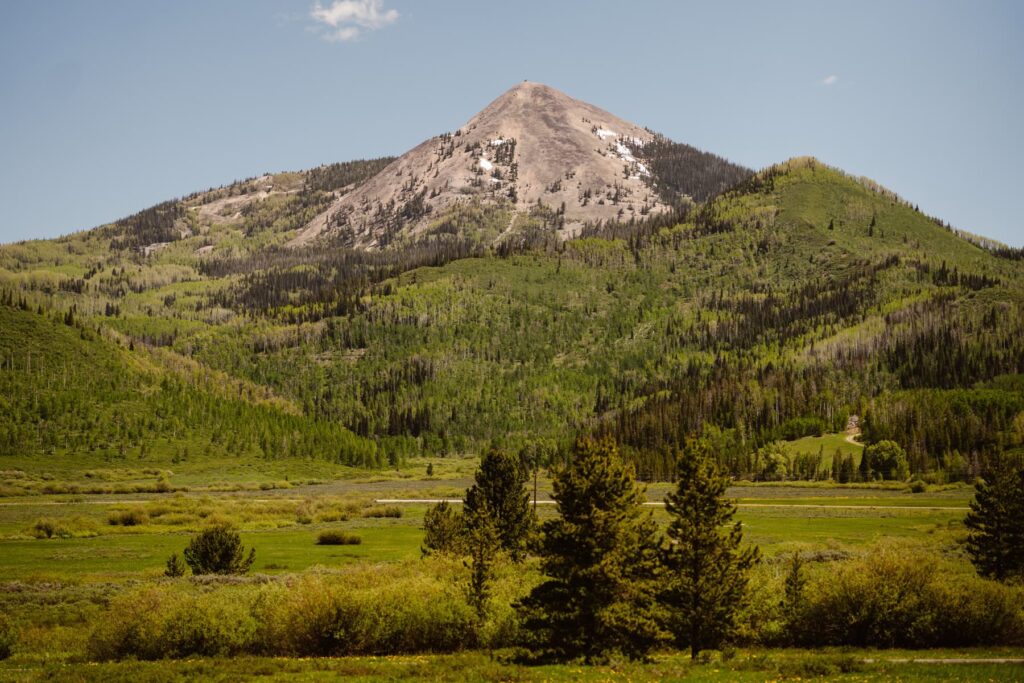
left=1, top=1, right=1022, bottom=246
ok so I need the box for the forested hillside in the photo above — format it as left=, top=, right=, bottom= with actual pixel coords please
left=2, top=156, right=1022, bottom=481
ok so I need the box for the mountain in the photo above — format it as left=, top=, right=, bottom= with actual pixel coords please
left=85, top=83, right=750, bottom=258
left=1, top=85, right=1023, bottom=485
left=292, top=82, right=658, bottom=247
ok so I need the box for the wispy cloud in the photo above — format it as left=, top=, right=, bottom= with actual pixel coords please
left=310, top=0, right=399, bottom=42
left=822, top=74, right=838, bottom=86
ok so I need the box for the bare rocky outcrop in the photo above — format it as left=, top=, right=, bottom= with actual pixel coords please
left=291, top=82, right=669, bottom=248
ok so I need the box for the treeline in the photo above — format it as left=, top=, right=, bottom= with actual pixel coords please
left=863, top=388, right=1024, bottom=479
left=104, top=201, right=187, bottom=251
left=304, top=157, right=396, bottom=193
left=632, top=134, right=753, bottom=204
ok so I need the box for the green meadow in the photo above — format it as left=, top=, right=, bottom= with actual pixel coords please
left=3, top=453, right=1021, bottom=681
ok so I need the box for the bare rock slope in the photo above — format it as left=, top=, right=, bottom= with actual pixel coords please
left=292, top=82, right=669, bottom=248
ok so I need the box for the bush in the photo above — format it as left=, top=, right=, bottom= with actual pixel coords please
left=253, top=569, right=477, bottom=655
left=87, top=587, right=257, bottom=661
left=362, top=505, right=402, bottom=519
left=108, top=507, right=149, bottom=526
left=183, top=523, right=256, bottom=575
left=165, top=553, right=187, bottom=577
left=85, top=560, right=524, bottom=660
left=29, top=515, right=97, bottom=539
left=30, top=517, right=68, bottom=539
left=316, top=530, right=362, bottom=545
left=908, top=479, right=928, bottom=493
left=0, top=613, right=16, bottom=660
left=797, top=546, right=1024, bottom=647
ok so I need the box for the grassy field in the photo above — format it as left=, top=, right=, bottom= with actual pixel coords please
left=3, top=649, right=1024, bottom=681
left=1, top=457, right=1021, bottom=681
left=779, top=432, right=864, bottom=469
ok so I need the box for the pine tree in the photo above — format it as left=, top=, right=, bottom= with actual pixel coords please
left=421, top=500, right=464, bottom=556
left=515, top=436, right=664, bottom=662
left=965, top=462, right=1024, bottom=580
left=660, top=438, right=759, bottom=658
left=830, top=449, right=843, bottom=482
left=164, top=552, right=186, bottom=577
left=182, top=523, right=255, bottom=575
left=463, top=497, right=499, bottom=623
left=780, top=552, right=806, bottom=643
left=464, top=447, right=533, bottom=561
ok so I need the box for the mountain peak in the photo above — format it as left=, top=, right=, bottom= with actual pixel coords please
left=291, top=83, right=668, bottom=248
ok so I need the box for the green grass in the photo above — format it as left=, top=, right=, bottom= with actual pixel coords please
left=779, top=431, right=864, bottom=469
left=0, top=476, right=971, bottom=579
left=0, top=524, right=422, bottom=580
left=2, top=649, right=1023, bottom=682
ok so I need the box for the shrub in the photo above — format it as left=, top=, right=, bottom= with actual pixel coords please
left=253, top=570, right=476, bottom=656
left=31, top=517, right=68, bottom=539
left=85, top=560, right=527, bottom=661
left=908, top=479, right=928, bottom=493
left=183, top=523, right=256, bottom=575
left=362, top=505, right=402, bottom=519
left=108, top=507, right=149, bottom=526
left=797, top=546, right=1024, bottom=647
left=0, top=613, right=16, bottom=660
left=30, top=515, right=97, bottom=539
left=87, top=587, right=257, bottom=661
left=165, top=552, right=187, bottom=577
left=316, top=530, right=362, bottom=545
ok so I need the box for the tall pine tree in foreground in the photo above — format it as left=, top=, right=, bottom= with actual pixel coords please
left=464, top=447, right=534, bottom=561
left=660, top=439, right=759, bottom=658
left=965, top=461, right=1024, bottom=580
left=516, top=437, right=664, bottom=662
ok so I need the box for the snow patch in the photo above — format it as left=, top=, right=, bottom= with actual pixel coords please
left=616, top=142, right=636, bottom=162
left=490, top=138, right=506, bottom=146
left=610, top=137, right=650, bottom=178
left=595, top=128, right=617, bottom=139
left=478, top=157, right=494, bottom=171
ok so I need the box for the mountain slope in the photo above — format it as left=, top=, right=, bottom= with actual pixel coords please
left=0, top=300, right=381, bottom=480
left=1, top=95, right=1022, bottom=484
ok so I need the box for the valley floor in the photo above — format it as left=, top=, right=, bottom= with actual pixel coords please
left=0, top=454, right=1019, bottom=681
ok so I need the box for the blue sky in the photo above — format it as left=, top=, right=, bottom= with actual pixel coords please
left=1, top=1, right=1021, bottom=245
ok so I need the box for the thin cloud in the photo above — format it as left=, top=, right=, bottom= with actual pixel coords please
left=310, top=0, right=399, bottom=42
left=822, top=74, right=838, bottom=86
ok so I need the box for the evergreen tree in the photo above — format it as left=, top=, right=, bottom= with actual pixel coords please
left=164, top=552, right=186, bottom=578
left=182, top=523, right=255, bottom=575
left=660, top=438, right=759, bottom=658
left=780, top=552, right=807, bottom=643
left=515, top=436, right=664, bottom=662
left=421, top=500, right=464, bottom=556
left=965, top=462, right=1024, bottom=580
left=464, top=447, right=533, bottom=561
left=463, top=497, right=500, bottom=623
